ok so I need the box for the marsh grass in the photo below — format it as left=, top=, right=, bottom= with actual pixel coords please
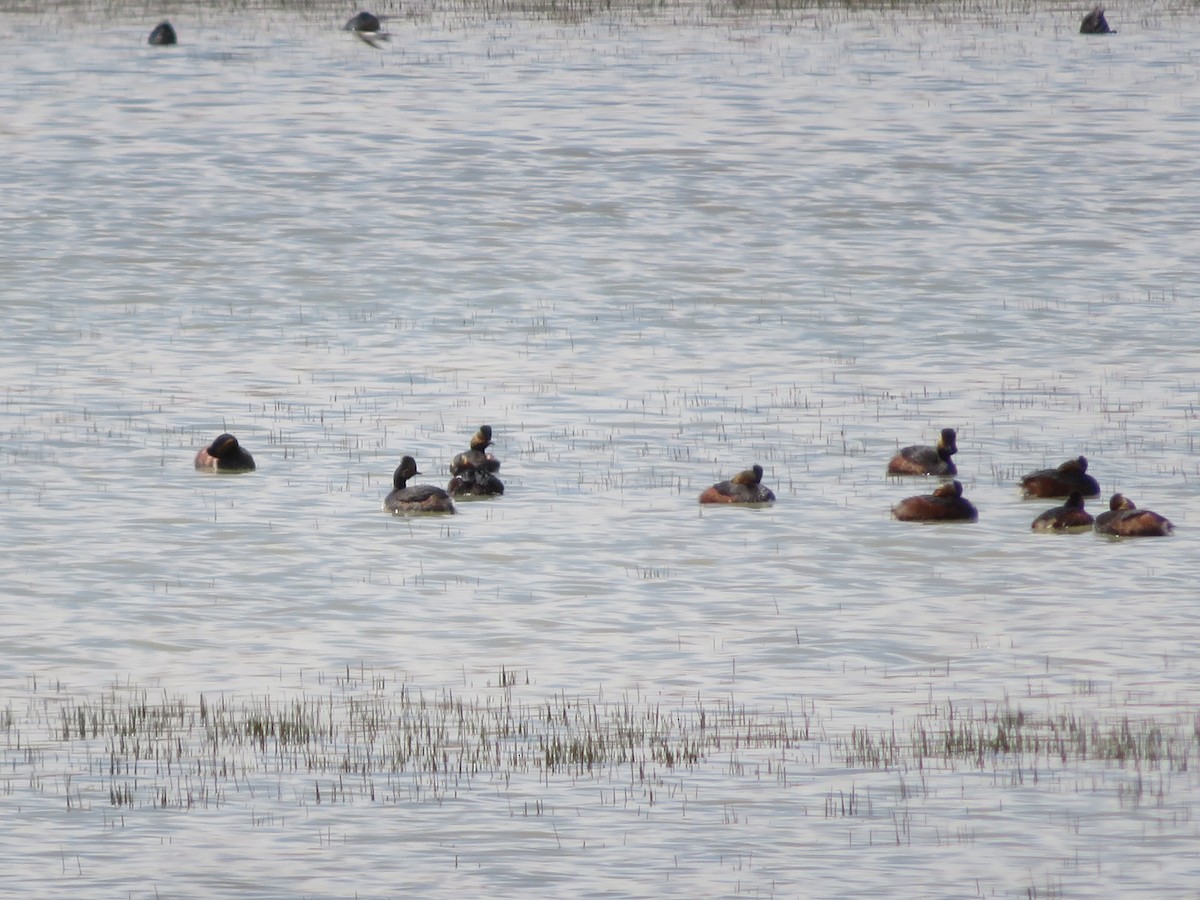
left=4, top=671, right=1196, bottom=816
left=841, top=701, right=1195, bottom=773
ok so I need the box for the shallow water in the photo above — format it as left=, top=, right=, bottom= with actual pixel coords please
left=2, top=0, right=1200, bottom=895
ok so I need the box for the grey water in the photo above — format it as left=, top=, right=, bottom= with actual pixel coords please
left=2, top=0, right=1200, bottom=895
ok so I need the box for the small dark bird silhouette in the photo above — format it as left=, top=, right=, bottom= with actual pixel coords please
left=1080, top=7, right=1115, bottom=34
left=148, top=21, right=177, bottom=46
left=194, top=433, right=256, bottom=472
left=344, top=10, right=390, bottom=47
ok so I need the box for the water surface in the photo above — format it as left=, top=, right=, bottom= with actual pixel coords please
left=2, top=0, right=1199, bottom=895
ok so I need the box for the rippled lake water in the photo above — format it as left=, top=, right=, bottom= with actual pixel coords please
left=2, top=0, right=1200, bottom=895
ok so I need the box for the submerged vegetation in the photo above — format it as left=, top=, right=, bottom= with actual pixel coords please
left=3, top=670, right=1196, bottom=815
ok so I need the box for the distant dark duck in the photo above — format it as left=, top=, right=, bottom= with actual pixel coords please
left=1020, top=456, right=1100, bottom=499
left=1094, top=493, right=1173, bottom=537
left=447, top=425, right=504, bottom=497
left=148, top=21, right=177, bottom=46
left=1031, top=492, right=1094, bottom=532
left=699, top=464, right=775, bottom=505
left=1080, top=7, right=1115, bottom=34
left=887, top=428, right=958, bottom=477
left=344, top=10, right=389, bottom=46
left=892, top=480, right=978, bottom=522
left=344, top=10, right=382, bottom=31
left=385, top=456, right=456, bottom=514
left=194, top=433, right=255, bottom=471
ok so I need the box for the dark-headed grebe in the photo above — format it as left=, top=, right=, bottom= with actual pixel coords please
left=344, top=10, right=388, bottom=46
left=447, top=425, right=504, bottom=497
left=385, top=456, right=456, bottom=515
left=448, top=471, right=505, bottom=497
left=1080, top=7, right=1114, bottom=34
left=195, top=433, right=255, bottom=471
left=1031, top=492, right=1094, bottom=532
left=344, top=10, right=382, bottom=31
left=887, top=428, right=958, bottom=477
left=1020, top=456, right=1100, bottom=499
left=699, top=464, right=776, bottom=505
left=1094, top=493, right=1173, bottom=537
left=892, top=479, right=978, bottom=522
left=148, top=21, right=177, bottom=45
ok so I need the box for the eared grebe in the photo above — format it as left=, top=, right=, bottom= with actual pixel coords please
left=1031, top=492, right=1094, bottom=532
left=344, top=10, right=388, bottom=46
left=1080, top=7, right=1114, bottom=33
left=699, top=464, right=775, bottom=505
left=1020, top=456, right=1100, bottom=499
left=448, top=471, right=505, bottom=496
left=148, top=21, right=177, bottom=45
left=344, top=10, right=382, bottom=31
left=384, top=456, right=456, bottom=515
left=892, top=480, right=978, bottom=522
left=194, top=433, right=255, bottom=471
left=1093, top=494, right=1173, bottom=537
left=447, top=425, right=504, bottom=497
left=886, top=428, right=958, bottom=477
left=449, top=425, right=501, bottom=474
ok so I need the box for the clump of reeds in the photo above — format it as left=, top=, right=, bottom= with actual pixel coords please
left=836, top=700, right=1195, bottom=775
left=3, top=674, right=1196, bottom=815
left=5, top=676, right=813, bottom=810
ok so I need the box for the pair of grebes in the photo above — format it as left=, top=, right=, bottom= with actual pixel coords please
left=195, top=426, right=501, bottom=515
left=146, top=10, right=389, bottom=48
left=148, top=6, right=1116, bottom=47
left=700, top=427, right=1173, bottom=537
left=195, top=424, right=1172, bottom=536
